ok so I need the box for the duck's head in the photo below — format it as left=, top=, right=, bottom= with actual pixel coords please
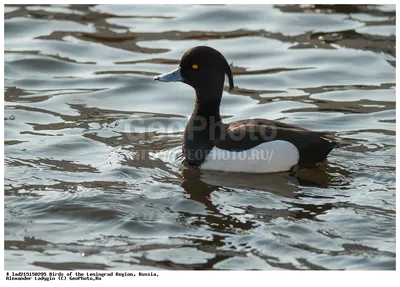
left=154, top=46, right=234, bottom=103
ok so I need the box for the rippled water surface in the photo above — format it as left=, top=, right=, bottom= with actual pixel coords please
left=4, top=4, right=396, bottom=270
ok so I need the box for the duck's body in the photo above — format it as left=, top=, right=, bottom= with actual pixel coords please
left=154, top=46, right=341, bottom=173
left=183, top=112, right=339, bottom=173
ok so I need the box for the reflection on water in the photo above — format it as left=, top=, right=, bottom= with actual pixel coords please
left=4, top=4, right=396, bottom=270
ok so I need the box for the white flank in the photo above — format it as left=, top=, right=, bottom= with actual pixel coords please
left=201, top=140, right=299, bottom=173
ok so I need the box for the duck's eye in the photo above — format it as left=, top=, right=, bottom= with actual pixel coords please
left=192, top=64, right=198, bottom=70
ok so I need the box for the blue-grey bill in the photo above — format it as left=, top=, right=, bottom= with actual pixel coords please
left=153, top=67, right=183, bottom=82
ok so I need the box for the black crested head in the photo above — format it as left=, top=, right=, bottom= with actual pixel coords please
left=154, top=46, right=234, bottom=104
left=180, top=46, right=234, bottom=94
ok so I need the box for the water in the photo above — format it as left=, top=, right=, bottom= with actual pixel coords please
left=4, top=4, right=396, bottom=270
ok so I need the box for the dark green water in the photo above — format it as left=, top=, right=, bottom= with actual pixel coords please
left=4, top=4, right=396, bottom=270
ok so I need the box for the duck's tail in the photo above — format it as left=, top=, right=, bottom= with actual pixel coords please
left=320, top=132, right=351, bottom=149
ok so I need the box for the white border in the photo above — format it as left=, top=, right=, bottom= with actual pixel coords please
left=1, top=1, right=398, bottom=286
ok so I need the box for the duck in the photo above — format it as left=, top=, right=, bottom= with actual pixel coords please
left=153, top=46, right=343, bottom=173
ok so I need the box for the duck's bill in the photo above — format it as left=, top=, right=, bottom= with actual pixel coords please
left=153, top=67, right=183, bottom=82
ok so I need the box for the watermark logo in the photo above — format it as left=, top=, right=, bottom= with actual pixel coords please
left=209, top=148, right=275, bottom=161
left=121, top=115, right=278, bottom=143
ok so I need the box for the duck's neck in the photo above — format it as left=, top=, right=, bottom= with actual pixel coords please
left=191, top=97, right=222, bottom=122
left=183, top=95, right=224, bottom=166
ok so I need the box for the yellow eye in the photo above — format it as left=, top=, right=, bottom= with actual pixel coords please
left=192, top=64, right=198, bottom=70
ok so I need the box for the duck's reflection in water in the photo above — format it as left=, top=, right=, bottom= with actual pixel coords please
left=179, top=163, right=351, bottom=231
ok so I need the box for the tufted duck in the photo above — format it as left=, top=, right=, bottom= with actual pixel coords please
left=154, top=46, right=342, bottom=173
